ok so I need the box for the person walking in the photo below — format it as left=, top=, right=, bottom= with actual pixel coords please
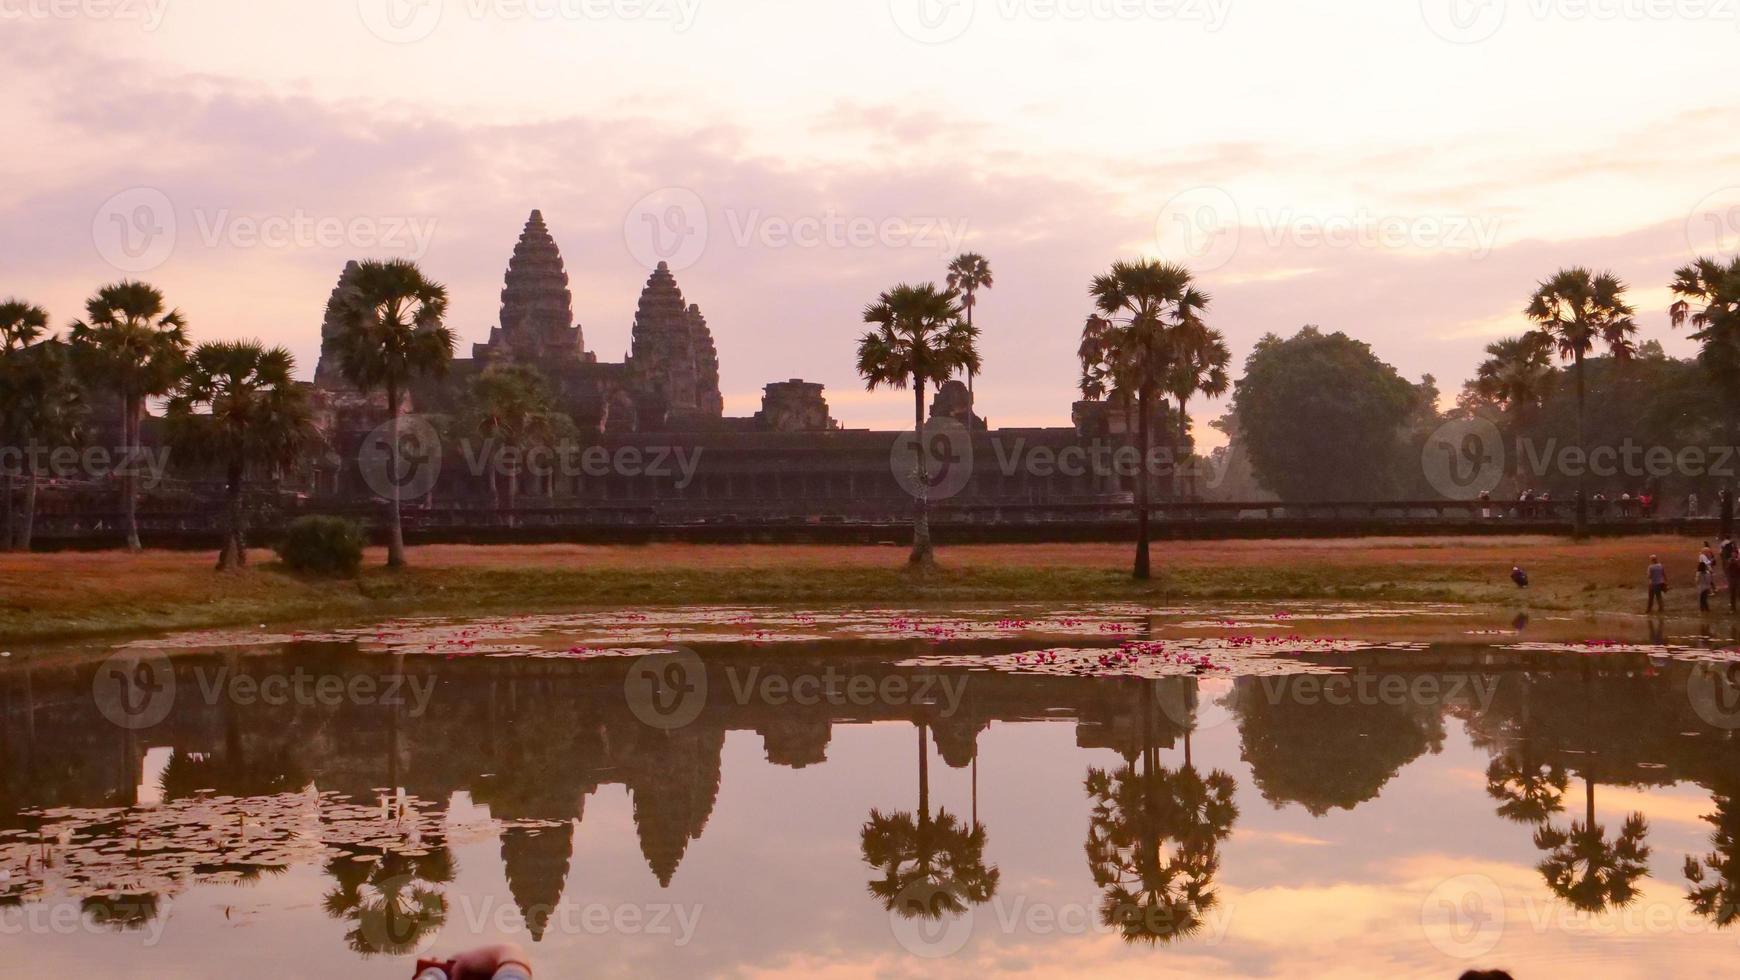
left=1647, top=555, right=1668, bottom=614
left=1510, top=562, right=1529, bottom=588
left=1698, top=557, right=1715, bottom=613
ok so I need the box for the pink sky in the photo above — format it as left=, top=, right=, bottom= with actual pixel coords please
left=5, top=1, right=1738, bottom=442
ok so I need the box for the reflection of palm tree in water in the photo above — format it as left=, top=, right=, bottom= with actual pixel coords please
left=1532, top=776, right=1650, bottom=913
left=1485, top=754, right=1568, bottom=824
left=1685, top=790, right=1740, bottom=926
left=322, top=846, right=455, bottom=956
left=79, top=893, right=160, bottom=931
left=860, top=718, right=1000, bottom=920
left=1083, top=748, right=1238, bottom=945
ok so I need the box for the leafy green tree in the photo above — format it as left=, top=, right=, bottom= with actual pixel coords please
left=945, top=253, right=994, bottom=396
left=1669, top=254, right=1740, bottom=444
left=1080, top=259, right=1209, bottom=579
left=165, top=342, right=314, bottom=570
left=1468, top=333, right=1557, bottom=493
left=1165, top=322, right=1230, bottom=500
left=463, top=363, right=572, bottom=514
left=67, top=282, right=189, bottom=552
left=2, top=301, right=86, bottom=551
left=857, top=283, right=978, bottom=567
left=1230, top=326, right=1422, bottom=502
left=1524, top=268, right=1637, bottom=535
left=326, top=260, right=455, bottom=568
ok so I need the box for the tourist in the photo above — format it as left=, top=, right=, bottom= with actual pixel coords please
left=1592, top=491, right=1607, bottom=517
left=415, top=945, right=532, bottom=980
left=1647, top=555, right=1667, bottom=613
left=1619, top=491, right=1633, bottom=517
left=1697, top=545, right=1715, bottom=612
left=1510, top=563, right=1529, bottom=588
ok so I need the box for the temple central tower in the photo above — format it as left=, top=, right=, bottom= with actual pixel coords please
left=474, top=210, right=590, bottom=363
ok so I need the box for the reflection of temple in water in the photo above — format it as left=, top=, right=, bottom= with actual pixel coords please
left=5, top=647, right=1740, bottom=938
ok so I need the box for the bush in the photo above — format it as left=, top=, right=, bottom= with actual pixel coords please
left=276, top=516, right=367, bottom=576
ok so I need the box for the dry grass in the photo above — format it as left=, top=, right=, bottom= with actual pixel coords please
left=0, top=535, right=1716, bottom=644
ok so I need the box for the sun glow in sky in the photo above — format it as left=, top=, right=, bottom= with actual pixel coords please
left=5, top=0, right=1739, bottom=435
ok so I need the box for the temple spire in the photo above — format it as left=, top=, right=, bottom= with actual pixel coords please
left=479, top=209, right=585, bottom=361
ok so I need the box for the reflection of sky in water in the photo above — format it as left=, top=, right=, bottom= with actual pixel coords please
left=6, top=612, right=1740, bottom=978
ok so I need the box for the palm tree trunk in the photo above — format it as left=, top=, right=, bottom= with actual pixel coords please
left=19, top=461, right=38, bottom=552
left=910, top=379, right=934, bottom=567
left=918, top=719, right=930, bottom=817
left=218, top=460, right=243, bottom=571
left=1134, top=388, right=1152, bottom=580
left=386, top=382, right=407, bottom=569
left=124, top=396, right=142, bottom=552
left=965, top=300, right=975, bottom=397
left=1586, top=777, right=1596, bottom=829
left=1573, top=354, right=1588, bottom=538
left=1176, top=396, right=1190, bottom=501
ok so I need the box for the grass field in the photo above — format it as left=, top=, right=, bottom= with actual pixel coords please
left=0, top=535, right=1725, bottom=644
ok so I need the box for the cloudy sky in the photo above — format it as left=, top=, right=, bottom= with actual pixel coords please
left=5, top=0, right=1739, bottom=439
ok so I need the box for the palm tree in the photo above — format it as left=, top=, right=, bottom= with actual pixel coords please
left=1472, top=333, right=1556, bottom=493
left=1165, top=323, right=1231, bottom=500
left=1080, top=259, right=1210, bottom=579
left=1532, top=776, right=1650, bottom=913
left=165, top=342, right=314, bottom=571
left=945, top=253, right=994, bottom=397
left=1, top=300, right=50, bottom=550
left=1083, top=759, right=1237, bottom=943
left=67, top=282, right=189, bottom=552
left=464, top=363, right=569, bottom=515
left=1685, top=790, right=1740, bottom=928
left=322, top=846, right=455, bottom=956
left=0, top=338, right=86, bottom=551
left=857, top=283, right=979, bottom=567
left=327, top=259, right=455, bottom=568
left=861, top=720, right=1000, bottom=921
left=1669, top=255, right=1740, bottom=445
left=1524, top=268, right=1637, bottom=536
left=1485, top=753, right=1568, bottom=824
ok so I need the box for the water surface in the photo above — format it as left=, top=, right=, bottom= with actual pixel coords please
left=3, top=604, right=1739, bottom=978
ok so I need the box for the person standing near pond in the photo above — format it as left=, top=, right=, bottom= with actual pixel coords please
left=1647, top=555, right=1668, bottom=614
left=1697, top=551, right=1715, bottom=613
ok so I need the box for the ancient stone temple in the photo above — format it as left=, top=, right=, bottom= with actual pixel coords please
left=473, top=210, right=592, bottom=365
left=626, top=262, right=724, bottom=428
